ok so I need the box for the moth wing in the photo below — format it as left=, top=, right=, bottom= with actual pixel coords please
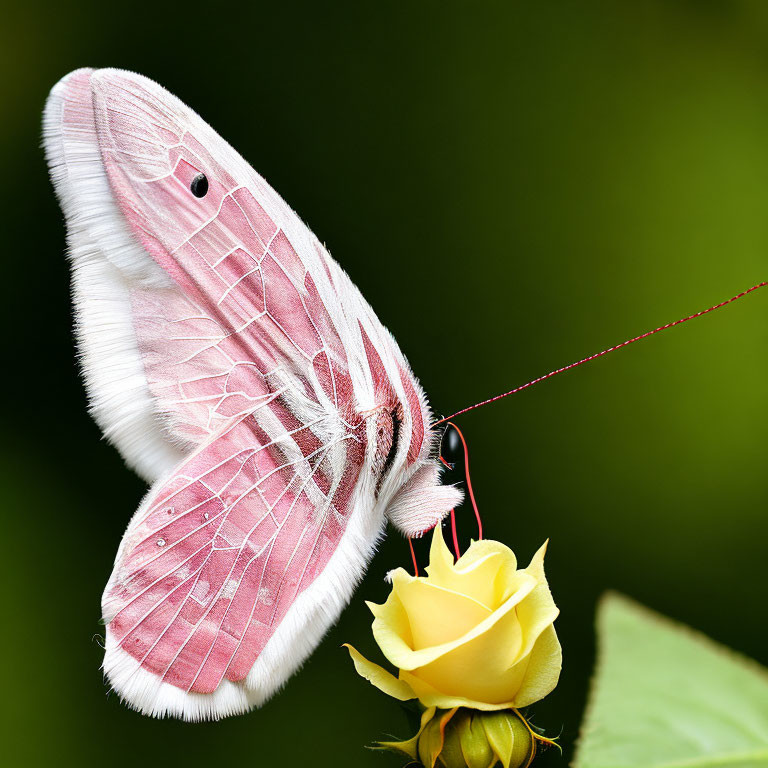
left=45, top=68, right=460, bottom=719
left=44, top=68, right=359, bottom=485
left=102, top=402, right=369, bottom=720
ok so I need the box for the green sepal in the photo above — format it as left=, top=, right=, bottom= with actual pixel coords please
left=482, top=711, right=533, bottom=768
left=374, top=706, right=437, bottom=760
left=458, top=710, right=497, bottom=768
left=418, top=708, right=458, bottom=768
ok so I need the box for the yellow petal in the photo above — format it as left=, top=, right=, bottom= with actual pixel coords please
left=394, top=576, right=492, bottom=649
left=400, top=668, right=516, bottom=711
left=365, top=573, right=415, bottom=669
left=459, top=538, right=517, bottom=573
left=415, top=612, right=559, bottom=709
left=514, top=541, right=559, bottom=661
left=343, top=644, right=416, bottom=701
left=426, top=528, right=519, bottom=610
left=404, top=542, right=558, bottom=706
left=426, top=522, right=456, bottom=577
left=511, top=624, right=562, bottom=707
left=408, top=597, right=528, bottom=705
left=374, top=572, right=537, bottom=671
left=456, top=539, right=519, bottom=609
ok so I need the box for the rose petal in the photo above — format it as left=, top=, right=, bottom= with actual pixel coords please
left=343, top=644, right=416, bottom=701
left=458, top=539, right=517, bottom=574
left=399, top=668, right=516, bottom=711
left=454, top=540, right=520, bottom=610
left=426, top=526, right=522, bottom=611
left=425, top=522, right=456, bottom=579
left=409, top=595, right=529, bottom=704
left=407, top=608, right=561, bottom=709
left=511, top=624, right=562, bottom=707
left=514, top=541, right=559, bottom=661
left=394, top=574, right=493, bottom=649
left=375, top=572, right=537, bottom=671
left=366, top=572, right=415, bottom=665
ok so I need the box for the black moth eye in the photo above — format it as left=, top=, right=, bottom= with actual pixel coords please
left=190, top=173, right=209, bottom=198
left=440, top=423, right=463, bottom=466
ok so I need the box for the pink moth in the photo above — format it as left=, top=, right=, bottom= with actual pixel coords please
left=44, top=68, right=462, bottom=721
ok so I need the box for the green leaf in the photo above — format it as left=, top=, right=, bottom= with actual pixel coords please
left=575, top=593, right=768, bottom=768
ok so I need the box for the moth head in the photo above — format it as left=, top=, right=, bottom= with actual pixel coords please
left=383, top=421, right=465, bottom=538
left=361, top=337, right=463, bottom=537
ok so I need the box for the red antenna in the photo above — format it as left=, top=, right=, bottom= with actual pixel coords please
left=406, top=280, right=767, bottom=576
left=434, top=281, right=767, bottom=426
left=440, top=422, right=482, bottom=544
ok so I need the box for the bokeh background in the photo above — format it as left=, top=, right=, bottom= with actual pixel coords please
left=2, top=1, right=767, bottom=765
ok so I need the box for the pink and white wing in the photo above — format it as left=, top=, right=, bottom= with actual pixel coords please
left=44, top=68, right=459, bottom=720
left=44, top=68, right=359, bottom=483
left=102, top=401, right=370, bottom=718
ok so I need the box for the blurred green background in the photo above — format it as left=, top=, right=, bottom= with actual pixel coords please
left=1, top=1, right=767, bottom=765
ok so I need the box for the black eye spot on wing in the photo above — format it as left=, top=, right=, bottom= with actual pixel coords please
left=190, top=173, right=209, bottom=198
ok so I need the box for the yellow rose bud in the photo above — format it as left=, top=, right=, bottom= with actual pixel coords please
left=377, top=707, right=535, bottom=768
left=346, top=525, right=561, bottom=710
